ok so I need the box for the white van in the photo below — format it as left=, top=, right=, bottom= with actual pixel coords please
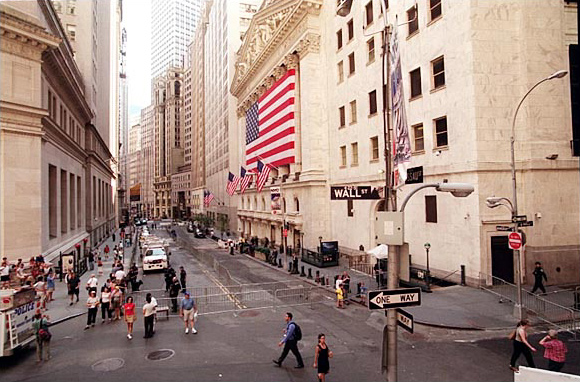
left=142, top=247, right=168, bottom=272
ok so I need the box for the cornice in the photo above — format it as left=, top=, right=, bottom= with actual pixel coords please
left=42, top=116, right=87, bottom=163
left=231, top=0, right=322, bottom=98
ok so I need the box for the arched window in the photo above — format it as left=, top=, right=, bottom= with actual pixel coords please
left=294, top=197, right=300, bottom=212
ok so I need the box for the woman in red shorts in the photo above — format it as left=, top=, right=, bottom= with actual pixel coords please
left=123, top=296, right=136, bottom=339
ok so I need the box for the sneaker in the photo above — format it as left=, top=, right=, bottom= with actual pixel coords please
left=127, top=334, right=131, bottom=339
left=192, top=328, right=197, bottom=334
left=128, top=334, right=132, bottom=340
left=272, top=360, right=281, bottom=367
left=509, top=366, right=519, bottom=373
left=185, top=328, right=189, bottom=334
left=101, top=320, right=105, bottom=324
left=84, top=326, right=90, bottom=330
left=294, top=365, right=304, bottom=369
left=69, top=302, right=73, bottom=306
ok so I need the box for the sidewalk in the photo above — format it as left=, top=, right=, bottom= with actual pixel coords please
left=46, top=229, right=136, bottom=325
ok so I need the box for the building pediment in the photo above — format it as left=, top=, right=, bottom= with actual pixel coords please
left=231, top=0, right=322, bottom=98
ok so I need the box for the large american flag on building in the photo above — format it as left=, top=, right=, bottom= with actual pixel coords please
left=256, top=160, right=271, bottom=193
left=239, top=167, right=252, bottom=194
left=226, top=172, right=240, bottom=196
left=245, top=69, right=296, bottom=169
left=203, top=190, right=214, bottom=207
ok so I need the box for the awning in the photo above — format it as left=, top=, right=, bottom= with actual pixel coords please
left=367, top=244, right=389, bottom=259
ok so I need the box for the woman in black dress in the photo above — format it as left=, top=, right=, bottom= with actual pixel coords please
left=313, top=333, right=333, bottom=382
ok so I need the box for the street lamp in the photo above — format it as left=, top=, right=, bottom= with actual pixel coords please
left=503, top=69, right=568, bottom=320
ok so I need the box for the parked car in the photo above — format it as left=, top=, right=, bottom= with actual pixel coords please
left=194, top=228, right=206, bottom=238
left=142, top=247, right=168, bottom=272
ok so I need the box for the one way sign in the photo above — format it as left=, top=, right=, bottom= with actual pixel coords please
left=368, top=287, right=422, bottom=309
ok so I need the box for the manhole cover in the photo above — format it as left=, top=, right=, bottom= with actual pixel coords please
left=146, top=349, right=175, bottom=361
left=238, top=310, right=260, bottom=317
left=91, top=358, right=125, bottom=372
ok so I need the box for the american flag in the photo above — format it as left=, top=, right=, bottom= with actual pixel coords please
left=245, top=69, right=296, bottom=169
left=239, top=167, right=252, bottom=194
left=256, top=160, right=271, bottom=193
left=203, top=190, right=214, bottom=207
left=226, top=172, right=240, bottom=196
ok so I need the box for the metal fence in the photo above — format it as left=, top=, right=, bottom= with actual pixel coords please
left=478, top=272, right=579, bottom=337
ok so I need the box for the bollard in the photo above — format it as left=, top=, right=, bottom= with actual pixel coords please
left=278, top=258, right=283, bottom=268
left=325, top=275, right=330, bottom=286
left=315, top=270, right=320, bottom=283
left=307, top=268, right=313, bottom=279
left=460, top=265, right=466, bottom=286
left=320, top=275, right=325, bottom=286
left=300, top=265, right=306, bottom=277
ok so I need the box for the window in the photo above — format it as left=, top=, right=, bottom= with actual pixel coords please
left=370, top=136, right=379, bottom=160
left=66, top=24, right=76, bottom=41
left=340, top=146, right=347, bottom=167
left=425, top=195, right=437, bottom=223
left=407, top=5, right=418, bottom=36
left=347, top=19, right=354, bottom=41
left=365, top=1, right=374, bottom=26
left=339, top=106, right=346, bottom=128
left=429, top=0, right=442, bottom=21
left=349, top=100, right=357, bottom=124
left=347, top=199, right=354, bottom=217
left=348, top=52, right=355, bottom=75
left=351, top=142, right=359, bottom=165
left=70, top=174, right=75, bottom=229
left=77, top=176, right=81, bottom=227
left=434, top=117, right=448, bottom=148
left=337, top=61, right=344, bottom=83
left=369, top=90, right=377, bottom=115
left=432, top=56, right=445, bottom=89
left=367, top=37, right=375, bottom=63
left=410, top=68, right=422, bottom=98
left=408, top=124, right=424, bottom=152
left=336, top=29, right=343, bottom=50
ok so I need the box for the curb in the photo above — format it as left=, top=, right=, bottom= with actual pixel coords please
left=49, top=311, right=85, bottom=326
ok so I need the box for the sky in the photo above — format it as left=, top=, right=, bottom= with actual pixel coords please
left=123, top=0, right=152, bottom=121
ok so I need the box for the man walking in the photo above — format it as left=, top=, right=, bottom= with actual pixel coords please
left=66, top=271, right=80, bottom=305
left=532, top=262, right=548, bottom=294
left=273, top=312, right=304, bottom=369
left=88, top=250, right=94, bottom=271
left=179, top=291, right=198, bottom=334
left=86, top=274, right=98, bottom=295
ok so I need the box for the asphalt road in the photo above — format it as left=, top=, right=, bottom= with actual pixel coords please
left=1, top=228, right=577, bottom=382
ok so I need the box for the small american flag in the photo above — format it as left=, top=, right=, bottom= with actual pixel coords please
left=239, top=167, right=252, bottom=194
left=203, top=190, right=214, bottom=207
left=226, top=172, right=240, bottom=196
left=256, top=160, right=271, bottom=193
left=246, top=69, right=296, bottom=170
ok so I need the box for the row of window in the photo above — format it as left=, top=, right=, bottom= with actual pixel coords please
left=47, top=89, right=84, bottom=146
left=410, top=56, right=445, bottom=98
left=407, top=0, right=443, bottom=37
left=339, top=136, right=380, bottom=167
left=345, top=194, right=439, bottom=223
left=338, top=89, right=379, bottom=128
left=412, top=116, right=448, bottom=152
left=241, top=196, right=300, bottom=213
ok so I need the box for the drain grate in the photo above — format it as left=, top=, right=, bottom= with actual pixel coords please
left=91, top=358, right=125, bottom=372
left=146, top=349, right=175, bottom=361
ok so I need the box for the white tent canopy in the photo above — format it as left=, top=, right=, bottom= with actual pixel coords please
left=367, top=244, right=389, bottom=259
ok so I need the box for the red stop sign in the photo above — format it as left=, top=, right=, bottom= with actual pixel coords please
left=508, top=232, right=522, bottom=250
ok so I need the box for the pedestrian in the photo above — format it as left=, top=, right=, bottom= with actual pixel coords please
left=164, top=266, right=175, bottom=292
left=88, top=250, right=94, bottom=271
left=341, top=271, right=351, bottom=301
left=292, top=254, right=299, bottom=274
left=100, top=286, right=112, bottom=323
left=179, top=266, right=187, bottom=291
left=229, top=240, right=235, bottom=255
left=33, top=312, right=51, bottom=362
left=169, top=277, right=181, bottom=313
left=313, top=333, right=333, bottom=382
left=97, top=257, right=103, bottom=275
left=85, top=290, right=99, bottom=330
left=34, top=276, right=47, bottom=310
left=123, top=296, right=136, bottom=339
left=509, top=319, right=536, bottom=372
left=531, top=262, right=547, bottom=294
left=539, top=329, right=567, bottom=372
left=335, top=283, right=344, bottom=309
left=273, top=312, right=304, bottom=369
left=143, top=294, right=156, bottom=338
left=86, top=273, right=98, bottom=295
left=0, top=258, right=10, bottom=289
left=66, top=271, right=80, bottom=305
left=112, top=232, right=116, bottom=243
left=180, top=291, right=198, bottom=334
left=104, top=244, right=110, bottom=260
left=110, top=286, right=123, bottom=320
left=46, top=271, right=55, bottom=302
left=16, top=263, right=28, bottom=286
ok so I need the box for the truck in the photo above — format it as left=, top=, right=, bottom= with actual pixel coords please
left=0, top=288, right=39, bottom=357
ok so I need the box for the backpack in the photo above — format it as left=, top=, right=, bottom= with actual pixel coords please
left=292, top=322, right=302, bottom=341
left=38, top=320, right=51, bottom=341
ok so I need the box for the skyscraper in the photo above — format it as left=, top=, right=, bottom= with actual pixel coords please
left=150, top=0, right=203, bottom=79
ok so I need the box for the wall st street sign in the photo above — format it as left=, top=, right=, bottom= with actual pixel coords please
left=330, top=186, right=384, bottom=200
left=368, top=287, right=421, bottom=309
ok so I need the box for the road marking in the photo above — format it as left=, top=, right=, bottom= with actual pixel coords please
left=202, top=268, right=246, bottom=309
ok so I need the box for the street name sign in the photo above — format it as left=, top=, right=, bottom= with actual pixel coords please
left=396, top=308, right=414, bottom=333
left=368, top=287, right=421, bottom=310
left=496, top=225, right=512, bottom=232
left=330, top=186, right=383, bottom=200
left=405, top=166, right=423, bottom=185
left=520, top=221, right=534, bottom=227
left=508, top=232, right=523, bottom=250
left=512, top=215, right=528, bottom=223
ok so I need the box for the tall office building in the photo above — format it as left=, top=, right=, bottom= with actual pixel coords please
left=118, top=27, right=129, bottom=224
left=204, top=0, right=260, bottom=232
left=150, top=0, right=203, bottom=79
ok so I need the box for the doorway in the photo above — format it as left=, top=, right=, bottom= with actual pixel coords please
left=491, top=236, right=514, bottom=284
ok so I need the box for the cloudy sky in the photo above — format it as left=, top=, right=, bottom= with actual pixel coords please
left=123, top=0, right=151, bottom=121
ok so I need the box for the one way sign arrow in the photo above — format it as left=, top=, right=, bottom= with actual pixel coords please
left=368, top=287, right=422, bottom=310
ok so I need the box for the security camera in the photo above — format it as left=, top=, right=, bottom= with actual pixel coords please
left=435, top=150, right=441, bottom=157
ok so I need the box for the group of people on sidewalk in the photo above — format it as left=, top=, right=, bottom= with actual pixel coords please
left=509, top=319, right=568, bottom=373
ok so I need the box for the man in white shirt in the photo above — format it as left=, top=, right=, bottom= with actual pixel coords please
left=114, top=268, right=126, bottom=283
left=143, top=295, right=156, bottom=338
left=86, top=274, right=98, bottom=294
